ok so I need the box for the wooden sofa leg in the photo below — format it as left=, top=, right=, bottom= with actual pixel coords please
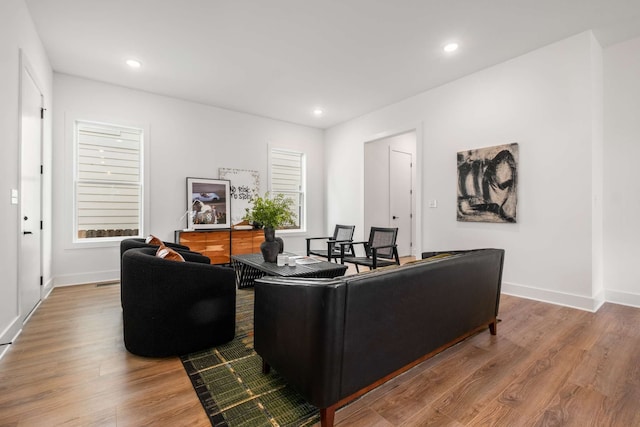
left=489, top=319, right=497, bottom=335
left=320, top=406, right=336, bottom=427
left=262, top=360, right=271, bottom=374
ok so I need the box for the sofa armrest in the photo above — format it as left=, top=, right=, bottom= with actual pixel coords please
left=254, top=276, right=347, bottom=408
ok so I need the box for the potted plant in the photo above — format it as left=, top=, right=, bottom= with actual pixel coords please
left=244, top=193, right=296, bottom=262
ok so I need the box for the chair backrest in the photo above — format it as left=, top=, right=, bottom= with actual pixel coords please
left=120, top=238, right=190, bottom=259
left=367, top=227, right=398, bottom=259
left=333, top=224, right=355, bottom=242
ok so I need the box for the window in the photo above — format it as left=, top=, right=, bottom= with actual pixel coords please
left=270, top=148, right=305, bottom=230
left=74, top=120, right=143, bottom=240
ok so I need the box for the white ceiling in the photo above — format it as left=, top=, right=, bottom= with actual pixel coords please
left=24, top=0, right=640, bottom=129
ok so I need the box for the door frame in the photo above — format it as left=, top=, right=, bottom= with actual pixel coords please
left=18, top=50, right=44, bottom=323
left=363, top=124, right=422, bottom=257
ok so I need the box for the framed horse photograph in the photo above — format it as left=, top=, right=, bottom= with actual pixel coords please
left=186, top=177, right=231, bottom=229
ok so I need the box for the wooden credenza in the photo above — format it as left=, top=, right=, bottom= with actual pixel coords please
left=231, top=230, right=265, bottom=255
left=175, top=229, right=264, bottom=264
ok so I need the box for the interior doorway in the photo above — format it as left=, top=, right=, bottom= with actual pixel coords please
left=19, top=54, right=43, bottom=322
left=364, top=131, right=416, bottom=257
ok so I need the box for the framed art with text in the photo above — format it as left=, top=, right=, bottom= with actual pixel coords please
left=218, top=168, right=260, bottom=225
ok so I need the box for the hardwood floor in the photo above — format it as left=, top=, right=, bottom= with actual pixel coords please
left=0, top=284, right=209, bottom=426
left=0, top=281, right=638, bottom=426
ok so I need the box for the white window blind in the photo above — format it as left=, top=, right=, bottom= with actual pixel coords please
left=75, top=121, right=143, bottom=240
left=270, top=148, right=305, bottom=230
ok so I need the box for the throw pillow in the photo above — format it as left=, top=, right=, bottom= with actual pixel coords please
left=156, top=244, right=185, bottom=262
left=145, top=234, right=164, bottom=246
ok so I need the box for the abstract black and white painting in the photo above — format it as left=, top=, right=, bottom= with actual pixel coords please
left=457, top=143, right=518, bottom=223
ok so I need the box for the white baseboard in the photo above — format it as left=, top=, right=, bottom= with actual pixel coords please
left=0, top=318, right=22, bottom=362
left=43, top=277, right=54, bottom=298
left=501, top=281, right=604, bottom=312
left=604, top=289, right=640, bottom=309
left=53, top=270, right=119, bottom=287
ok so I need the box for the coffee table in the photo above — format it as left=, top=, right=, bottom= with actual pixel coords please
left=231, top=253, right=348, bottom=289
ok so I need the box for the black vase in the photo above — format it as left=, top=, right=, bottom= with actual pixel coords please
left=260, top=227, right=280, bottom=263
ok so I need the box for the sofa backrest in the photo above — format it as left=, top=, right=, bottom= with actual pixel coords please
left=338, top=248, right=504, bottom=398
left=254, top=248, right=504, bottom=409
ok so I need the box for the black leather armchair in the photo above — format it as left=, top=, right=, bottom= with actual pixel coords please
left=121, top=247, right=236, bottom=357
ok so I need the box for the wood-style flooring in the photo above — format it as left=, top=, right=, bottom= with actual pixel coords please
left=0, top=279, right=639, bottom=426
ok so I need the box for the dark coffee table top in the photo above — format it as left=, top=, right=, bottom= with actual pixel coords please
left=231, top=253, right=347, bottom=278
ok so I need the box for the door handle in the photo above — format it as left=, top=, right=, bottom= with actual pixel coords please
left=23, top=231, right=33, bottom=235
left=392, top=216, right=398, bottom=219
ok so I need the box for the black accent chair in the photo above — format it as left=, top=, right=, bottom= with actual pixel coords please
left=119, top=238, right=203, bottom=306
left=305, top=224, right=356, bottom=262
left=119, top=237, right=192, bottom=260
left=339, top=227, right=400, bottom=272
left=121, top=247, right=236, bottom=357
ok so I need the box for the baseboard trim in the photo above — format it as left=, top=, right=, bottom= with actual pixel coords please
left=42, top=277, right=54, bottom=299
left=604, top=289, right=640, bottom=309
left=0, top=319, right=22, bottom=362
left=53, top=270, right=119, bottom=287
left=502, top=281, right=603, bottom=312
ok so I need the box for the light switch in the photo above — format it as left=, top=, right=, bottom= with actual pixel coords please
left=11, top=189, right=18, bottom=205
left=429, top=199, right=437, bottom=208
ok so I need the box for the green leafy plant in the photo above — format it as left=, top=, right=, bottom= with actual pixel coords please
left=244, top=193, right=296, bottom=229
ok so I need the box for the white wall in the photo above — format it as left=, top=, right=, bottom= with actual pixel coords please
left=53, top=74, right=324, bottom=286
left=0, top=0, right=53, bottom=347
left=603, top=35, right=640, bottom=307
left=326, top=32, right=606, bottom=310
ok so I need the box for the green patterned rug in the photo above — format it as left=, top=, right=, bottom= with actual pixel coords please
left=181, top=289, right=320, bottom=427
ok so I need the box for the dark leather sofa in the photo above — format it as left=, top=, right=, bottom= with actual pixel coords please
left=254, top=248, right=505, bottom=427
left=121, top=247, right=236, bottom=357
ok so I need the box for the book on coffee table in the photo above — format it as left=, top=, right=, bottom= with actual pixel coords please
left=291, top=256, right=321, bottom=265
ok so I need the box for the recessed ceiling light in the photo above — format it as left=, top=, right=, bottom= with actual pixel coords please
left=126, top=59, right=142, bottom=69
left=443, top=43, right=459, bottom=53
left=313, top=108, right=324, bottom=117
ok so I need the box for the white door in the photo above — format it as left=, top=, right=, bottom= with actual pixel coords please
left=390, top=150, right=412, bottom=256
left=19, top=63, right=43, bottom=322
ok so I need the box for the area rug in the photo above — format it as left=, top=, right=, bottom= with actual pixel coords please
left=181, top=289, right=320, bottom=427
